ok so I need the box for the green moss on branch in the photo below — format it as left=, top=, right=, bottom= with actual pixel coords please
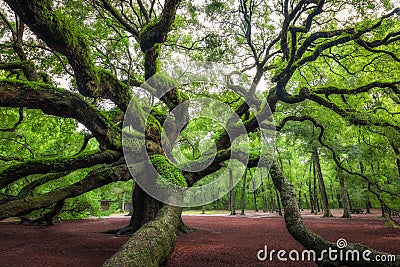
left=150, top=154, right=187, bottom=187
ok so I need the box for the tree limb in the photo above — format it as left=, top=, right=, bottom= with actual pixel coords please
left=5, top=0, right=132, bottom=110
left=0, top=150, right=122, bottom=189
left=0, top=162, right=135, bottom=220
left=0, top=79, right=122, bottom=150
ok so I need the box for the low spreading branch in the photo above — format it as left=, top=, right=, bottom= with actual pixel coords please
left=0, top=150, right=121, bottom=189
left=0, top=162, right=134, bottom=220
left=0, top=79, right=122, bottom=150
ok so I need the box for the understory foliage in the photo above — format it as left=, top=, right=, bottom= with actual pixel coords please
left=0, top=0, right=400, bottom=266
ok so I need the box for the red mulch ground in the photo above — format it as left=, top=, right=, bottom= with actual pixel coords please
left=166, top=210, right=400, bottom=266
left=0, top=210, right=399, bottom=267
left=0, top=216, right=130, bottom=267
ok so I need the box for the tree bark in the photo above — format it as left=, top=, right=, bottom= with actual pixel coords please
left=229, top=168, right=236, bottom=215
left=298, top=182, right=303, bottom=211
left=270, top=160, right=400, bottom=266
left=260, top=173, right=269, bottom=212
left=312, top=148, right=333, bottom=217
left=275, top=189, right=282, bottom=216
left=359, top=163, right=371, bottom=214
left=0, top=80, right=122, bottom=150
left=240, top=170, right=247, bottom=215
left=251, top=173, right=259, bottom=212
left=103, top=205, right=182, bottom=267
left=338, top=168, right=351, bottom=218
left=313, top=160, right=319, bottom=214
left=390, top=143, right=400, bottom=177
left=308, top=181, right=315, bottom=213
left=0, top=164, right=132, bottom=220
left=0, top=150, right=121, bottom=189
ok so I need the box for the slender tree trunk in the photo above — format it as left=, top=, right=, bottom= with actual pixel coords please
left=347, top=192, right=353, bottom=211
left=312, top=148, right=333, bottom=217
left=390, top=143, right=400, bottom=177
left=365, top=197, right=371, bottom=214
left=337, top=190, right=343, bottom=208
left=201, top=186, right=205, bottom=214
left=312, top=160, right=319, bottom=215
left=308, top=181, right=315, bottom=213
left=380, top=200, right=387, bottom=217
left=268, top=173, right=275, bottom=212
left=121, top=192, right=126, bottom=213
left=338, top=168, right=351, bottom=218
left=365, top=182, right=372, bottom=214
left=396, top=158, right=400, bottom=178
left=298, top=182, right=303, bottom=211
left=308, top=160, right=315, bottom=213
left=358, top=163, right=371, bottom=214
left=275, top=189, right=282, bottom=216
left=304, top=193, right=310, bottom=210
left=240, top=170, right=247, bottom=215
left=216, top=187, right=220, bottom=210
left=329, top=182, right=334, bottom=204
left=270, top=195, right=275, bottom=212
left=229, top=168, right=236, bottom=215
left=253, top=189, right=259, bottom=212
left=269, top=160, right=400, bottom=266
left=252, top=176, right=259, bottom=212
left=260, top=172, right=268, bottom=212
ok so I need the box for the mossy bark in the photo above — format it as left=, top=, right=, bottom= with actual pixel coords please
left=0, top=150, right=121, bottom=189
left=117, top=155, right=186, bottom=235
left=0, top=79, right=122, bottom=150
left=5, top=0, right=132, bottom=110
left=270, top=160, right=400, bottom=266
left=116, top=184, right=163, bottom=235
left=0, top=164, right=132, bottom=220
left=103, top=205, right=182, bottom=267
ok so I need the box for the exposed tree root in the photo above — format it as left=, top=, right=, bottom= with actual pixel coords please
left=270, top=161, right=400, bottom=267
left=103, top=205, right=182, bottom=267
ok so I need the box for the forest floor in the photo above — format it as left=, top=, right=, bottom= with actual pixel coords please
left=0, top=209, right=399, bottom=267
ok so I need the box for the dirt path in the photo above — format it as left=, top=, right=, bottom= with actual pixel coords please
left=0, top=211, right=399, bottom=267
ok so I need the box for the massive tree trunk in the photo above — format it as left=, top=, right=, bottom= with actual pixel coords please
left=312, top=148, right=333, bottom=217
left=270, top=160, right=400, bottom=267
left=117, top=184, right=163, bottom=236
left=103, top=205, right=182, bottom=267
